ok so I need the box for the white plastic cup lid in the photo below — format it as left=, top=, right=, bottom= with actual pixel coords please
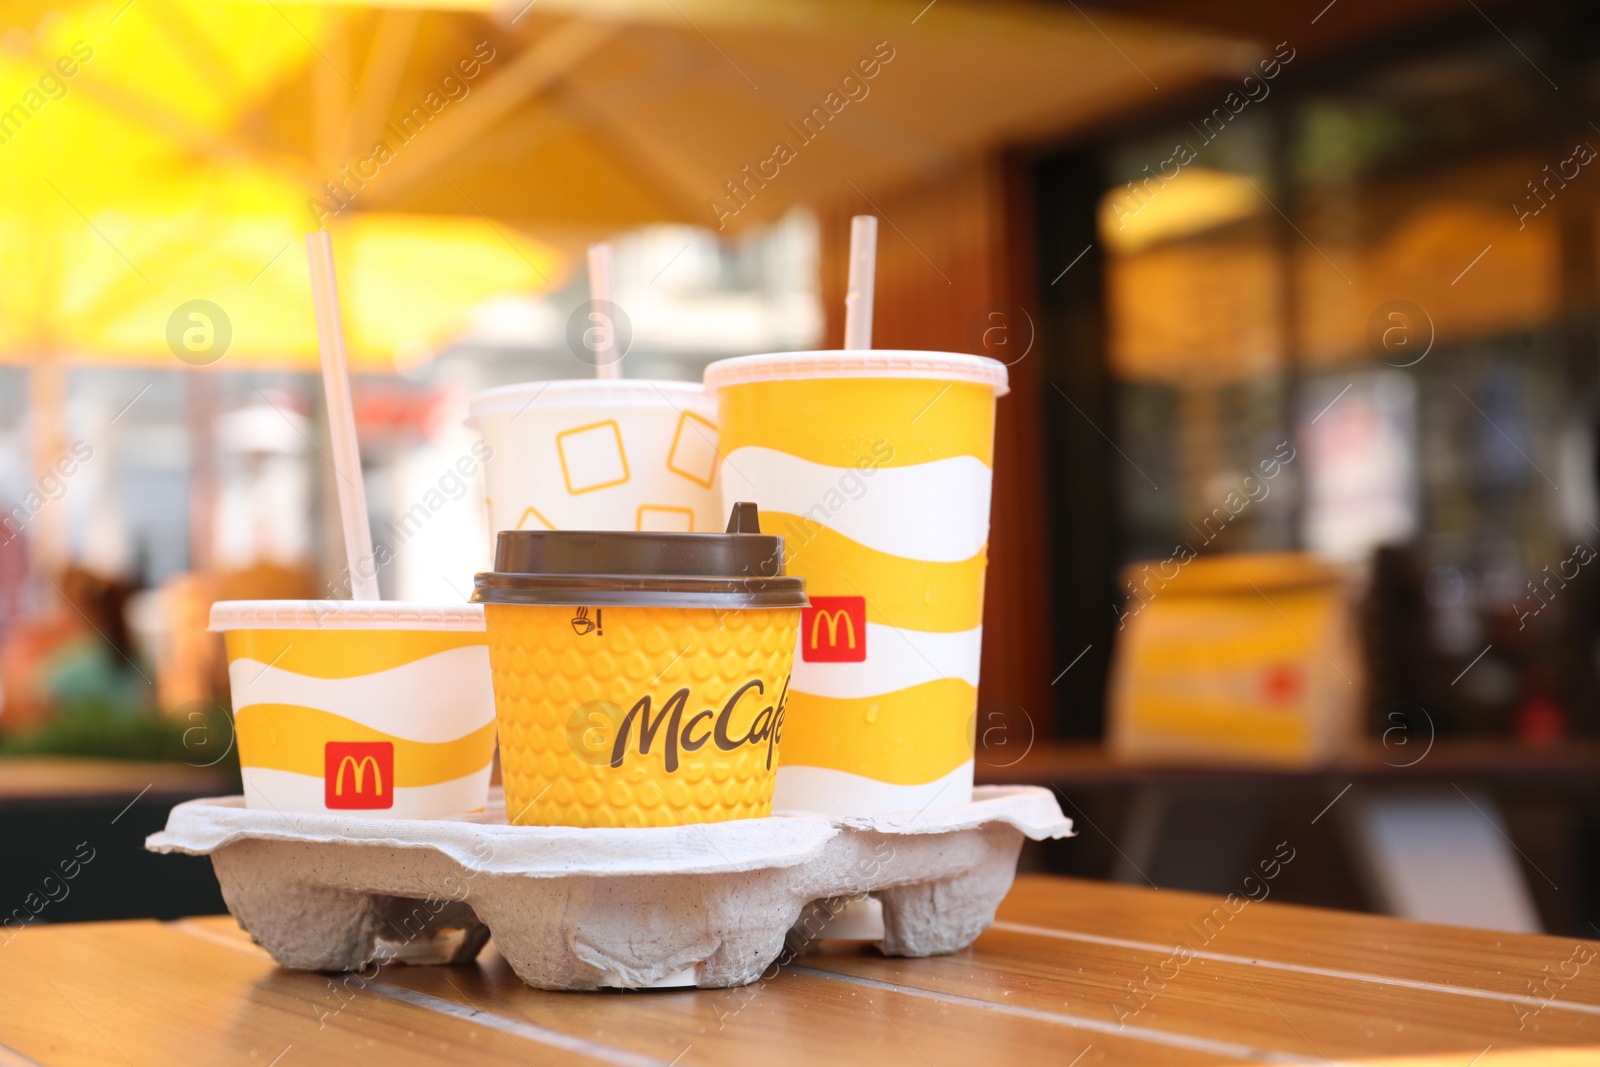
left=209, top=600, right=485, bottom=633
left=702, top=350, right=1009, bottom=397
left=467, top=379, right=709, bottom=422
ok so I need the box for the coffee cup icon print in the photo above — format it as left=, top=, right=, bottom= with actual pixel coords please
left=570, top=607, right=603, bottom=636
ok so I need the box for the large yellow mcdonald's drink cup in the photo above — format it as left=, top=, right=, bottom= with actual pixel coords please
left=704, top=351, right=1009, bottom=816
left=211, top=602, right=497, bottom=818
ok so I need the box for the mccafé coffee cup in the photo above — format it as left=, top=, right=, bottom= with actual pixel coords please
left=472, top=503, right=806, bottom=828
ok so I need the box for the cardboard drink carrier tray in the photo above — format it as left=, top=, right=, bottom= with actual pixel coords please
left=148, top=787, right=1072, bottom=990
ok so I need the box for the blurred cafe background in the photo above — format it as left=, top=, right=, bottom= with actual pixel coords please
left=3, top=0, right=1599, bottom=937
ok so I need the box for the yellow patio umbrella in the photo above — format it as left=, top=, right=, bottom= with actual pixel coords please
left=25, top=0, right=1254, bottom=235
left=0, top=181, right=560, bottom=372
left=0, top=0, right=561, bottom=371
left=313, top=0, right=1257, bottom=232
left=0, top=0, right=1252, bottom=591
left=0, top=0, right=1251, bottom=371
left=0, top=0, right=563, bottom=580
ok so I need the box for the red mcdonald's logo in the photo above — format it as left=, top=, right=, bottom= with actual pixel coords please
left=324, top=741, right=394, bottom=809
left=801, top=596, right=867, bottom=663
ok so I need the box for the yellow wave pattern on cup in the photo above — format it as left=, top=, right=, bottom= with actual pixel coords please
left=777, top=678, right=977, bottom=785
left=759, top=514, right=985, bottom=633
left=226, top=628, right=488, bottom=679
left=222, top=629, right=496, bottom=815
left=715, top=372, right=997, bottom=810
left=718, top=378, right=996, bottom=468
left=233, top=707, right=497, bottom=784
left=485, top=603, right=799, bottom=828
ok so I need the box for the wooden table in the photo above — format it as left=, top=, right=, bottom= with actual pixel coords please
left=3, top=875, right=1597, bottom=1065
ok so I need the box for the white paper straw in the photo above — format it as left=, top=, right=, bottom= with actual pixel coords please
left=587, top=241, right=621, bottom=379
left=843, top=214, right=878, bottom=351
left=305, top=231, right=381, bottom=602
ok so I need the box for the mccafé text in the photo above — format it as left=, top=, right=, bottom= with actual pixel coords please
left=611, top=678, right=789, bottom=773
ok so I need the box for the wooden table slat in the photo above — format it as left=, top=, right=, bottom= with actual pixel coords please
left=4, top=875, right=1600, bottom=1065
left=0, top=921, right=595, bottom=1066
left=999, top=877, right=1600, bottom=1012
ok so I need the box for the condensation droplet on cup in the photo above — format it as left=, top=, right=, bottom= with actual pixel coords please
left=865, top=705, right=880, bottom=724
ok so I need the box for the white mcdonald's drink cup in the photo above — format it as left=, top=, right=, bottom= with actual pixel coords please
left=467, top=380, right=723, bottom=536
left=703, top=351, right=1008, bottom=816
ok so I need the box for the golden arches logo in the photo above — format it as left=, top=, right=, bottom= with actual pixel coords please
left=324, top=741, right=393, bottom=809
left=801, top=596, right=866, bottom=663
left=335, top=755, right=384, bottom=797
left=810, top=609, right=856, bottom=650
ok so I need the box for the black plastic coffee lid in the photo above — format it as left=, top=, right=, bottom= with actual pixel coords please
left=472, top=502, right=807, bottom=609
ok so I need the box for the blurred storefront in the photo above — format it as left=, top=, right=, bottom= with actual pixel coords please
left=1040, top=3, right=1600, bottom=747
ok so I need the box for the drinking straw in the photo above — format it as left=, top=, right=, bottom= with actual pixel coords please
left=843, top=214, right=878, bottom=350
left=837, top=215, right=886, bottom=943
left=588, top=241, right=621, bottom=380
left=305, top=231, right=381, bottom=602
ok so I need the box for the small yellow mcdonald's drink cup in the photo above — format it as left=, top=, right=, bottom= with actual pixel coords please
left=210, top=601, right=497, bottom=817
left=704, top=351, right=1009, bottom=816
left=472, top=503, right=806, bottom=828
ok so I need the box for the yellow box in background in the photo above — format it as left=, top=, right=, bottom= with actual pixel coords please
left=1109, top=552, right=1361, bottom=766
